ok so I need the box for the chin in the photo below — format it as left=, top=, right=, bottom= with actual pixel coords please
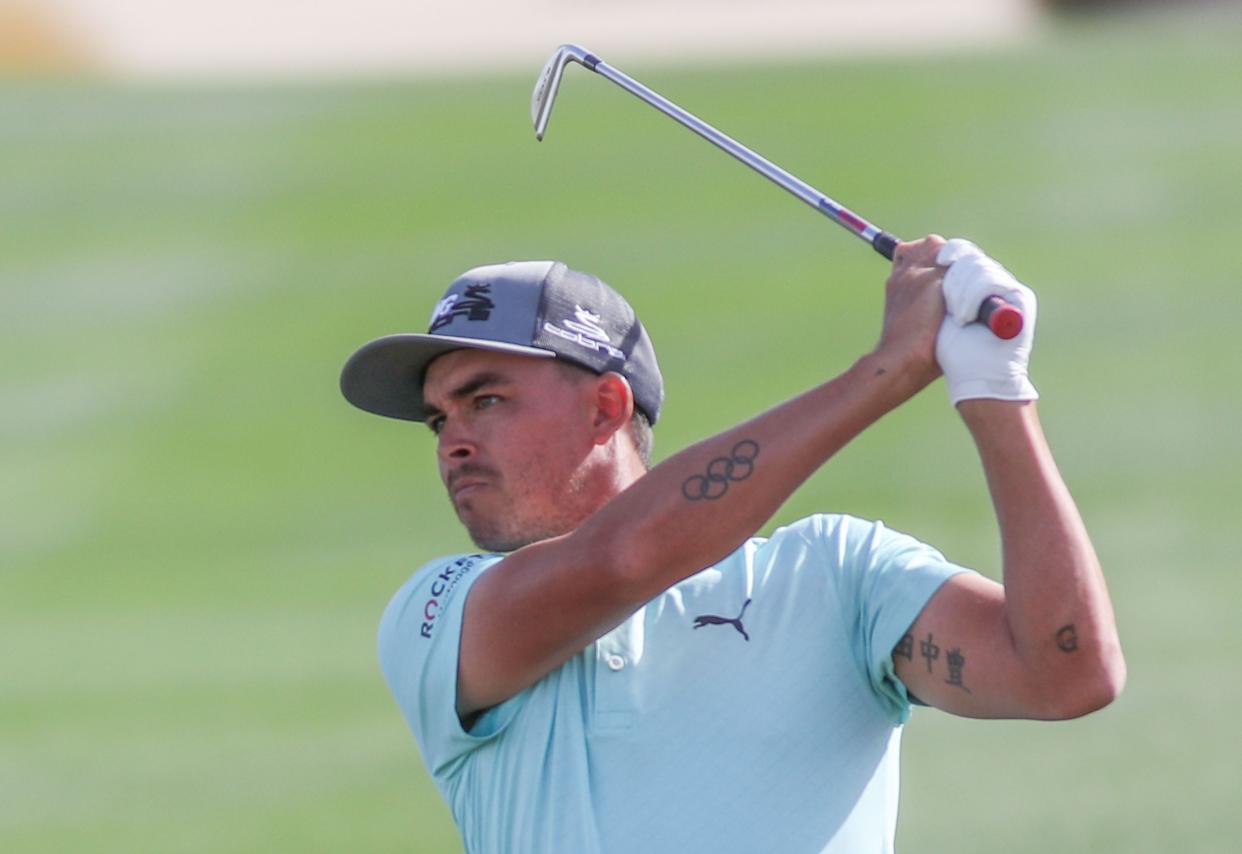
left=457, top=493, right=580, bottom=553
left=465, top=516, right=566, bottom=554
left=459, top=510, right=522, bottom=553
left=468, top=529, right=528, bottom=554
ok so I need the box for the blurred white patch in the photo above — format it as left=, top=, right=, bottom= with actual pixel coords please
left=41, top=0, right=1038, bottom=78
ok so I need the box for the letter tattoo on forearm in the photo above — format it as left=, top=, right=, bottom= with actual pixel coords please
left=898, top=633, right=971, bottom=693
left=681, top=440, right=760, bottom=501
left=1056, top=624, right=1079, bottom=653
left=894, top=633, right=914, bottom=660
left=919, top=632, right=940, bottom=673
left=944, top=648, right=971, bottom=693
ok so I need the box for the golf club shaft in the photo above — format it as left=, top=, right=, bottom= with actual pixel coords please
left=589, top=56, right=892, bottom=253
left=579, top=53, right=1021, bottom=338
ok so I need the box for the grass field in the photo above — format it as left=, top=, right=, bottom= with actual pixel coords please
left=3, top=11, right=1241, bottom=853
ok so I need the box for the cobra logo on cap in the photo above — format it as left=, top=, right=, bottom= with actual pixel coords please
left=544, top=304, right=625, bottom=359
left=562, top=305, right=610, bottom=343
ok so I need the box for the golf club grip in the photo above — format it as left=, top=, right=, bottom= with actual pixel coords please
left=872, top=231, right=900, bottom=261
left=976, top=296, right=1024, bottom=340
left=871, top=231, right=1024, bottom=340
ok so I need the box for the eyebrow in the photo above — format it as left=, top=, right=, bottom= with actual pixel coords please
left=422, top=370, right=512, bottom=419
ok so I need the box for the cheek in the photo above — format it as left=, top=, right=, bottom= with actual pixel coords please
left=508, top=421, right=590, bottom=486
left=512, top=432, right=571, bottom=482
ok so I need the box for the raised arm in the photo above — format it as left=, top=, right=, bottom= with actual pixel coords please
left=453, top=241, right=950, bottom=718
left=893, top=241, right=1125, bottom=719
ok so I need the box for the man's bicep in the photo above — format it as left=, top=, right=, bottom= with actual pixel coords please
left=892, top=572, right=1039, bottom=719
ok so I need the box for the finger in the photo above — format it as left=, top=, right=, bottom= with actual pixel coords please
left=936, top=237, right=982, bottom=268
left=893, top=234, right=947, bottom=268
left=941, top=247, right=1035, bottom=328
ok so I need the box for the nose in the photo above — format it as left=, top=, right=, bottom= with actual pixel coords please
left=436, top=419, right=476, bottom=464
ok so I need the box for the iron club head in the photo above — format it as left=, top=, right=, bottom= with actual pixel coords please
left=531, top=44, right=595, bottom=141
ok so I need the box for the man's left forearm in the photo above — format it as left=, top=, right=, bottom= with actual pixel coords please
left=960, top=399, right=1126, bottom=716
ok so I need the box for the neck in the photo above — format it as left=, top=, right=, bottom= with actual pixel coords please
left=570, top=439, right=648, bottom=519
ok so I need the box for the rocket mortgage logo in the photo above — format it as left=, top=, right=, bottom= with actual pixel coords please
left=420, top=555, right=482, bottom=639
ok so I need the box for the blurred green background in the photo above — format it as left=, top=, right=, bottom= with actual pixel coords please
left=3, top=10, right=1240, bottom=853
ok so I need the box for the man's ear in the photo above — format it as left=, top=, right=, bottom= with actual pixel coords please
left=591, top=372, right=635, bottom=445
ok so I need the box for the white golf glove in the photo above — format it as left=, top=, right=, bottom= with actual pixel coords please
left=935, top=239, right=1038, bottom=405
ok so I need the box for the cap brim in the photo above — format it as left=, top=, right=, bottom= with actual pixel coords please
left=340, top=333, right=555, bottom=421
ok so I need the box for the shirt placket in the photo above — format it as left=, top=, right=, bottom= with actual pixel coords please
left=592, top=609, right=646, bottom=731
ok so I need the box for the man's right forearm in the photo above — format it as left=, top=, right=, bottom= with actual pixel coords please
left=576, top=350, right=921, bottom=600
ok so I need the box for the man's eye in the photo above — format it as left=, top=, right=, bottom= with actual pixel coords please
left=475, top=395, right=501, bottom=410
left=427, top=416, right=445, bottom=435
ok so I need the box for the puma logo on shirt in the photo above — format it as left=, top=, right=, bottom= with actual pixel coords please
left=693, top=598, right=752, bottom=642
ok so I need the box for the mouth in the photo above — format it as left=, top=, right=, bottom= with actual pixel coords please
left=451, top=480, right=488, bottom=501
left=447, top=468, right=495, bottom=503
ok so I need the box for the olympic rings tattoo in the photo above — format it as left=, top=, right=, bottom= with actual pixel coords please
left=681, top=440, right=761, bottom=501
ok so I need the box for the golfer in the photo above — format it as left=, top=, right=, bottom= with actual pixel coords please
left=340, top=235, right=1124, bottom=853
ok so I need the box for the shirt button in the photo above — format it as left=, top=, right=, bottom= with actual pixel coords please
left=606, top=654, right=625, bottom=671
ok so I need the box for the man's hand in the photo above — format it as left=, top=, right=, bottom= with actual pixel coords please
left=874, top=235, right=950, bottom=399
left=935, top=239, right=1038, bottom=405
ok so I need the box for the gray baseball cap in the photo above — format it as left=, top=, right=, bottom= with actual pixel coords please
left=340, top=260, right=664, bottom=424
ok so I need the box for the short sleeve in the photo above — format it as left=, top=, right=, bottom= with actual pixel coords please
left=819, top=516, right=973, bottom=725
left=377, top=553, right=513, bottom=780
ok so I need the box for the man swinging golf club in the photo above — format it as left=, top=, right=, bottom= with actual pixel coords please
left=340, top=235, right=1125, bottom=853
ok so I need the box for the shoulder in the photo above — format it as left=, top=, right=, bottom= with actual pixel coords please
left=378, top=553, right=502, bottom=653
left=754, top=514, right=952, bottom=590
left=375, top=553, right=511, bottom=773
left=723, top=515, right=887, bottom=596
left=765, top=513, right=921, bottom=555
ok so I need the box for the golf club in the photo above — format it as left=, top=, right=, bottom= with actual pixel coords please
left=531, top=44, right=1023, bottom=340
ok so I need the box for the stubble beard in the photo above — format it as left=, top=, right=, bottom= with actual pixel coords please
left=455, top=465, right=595, bottom=554
left=464, top=516, right=562, bottom=554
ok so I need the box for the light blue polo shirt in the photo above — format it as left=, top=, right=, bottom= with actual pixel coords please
left=378, top=514, right=971, bottom=854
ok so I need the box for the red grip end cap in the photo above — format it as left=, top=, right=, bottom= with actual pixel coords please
left=988, top=305, right=1024, bottom=340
